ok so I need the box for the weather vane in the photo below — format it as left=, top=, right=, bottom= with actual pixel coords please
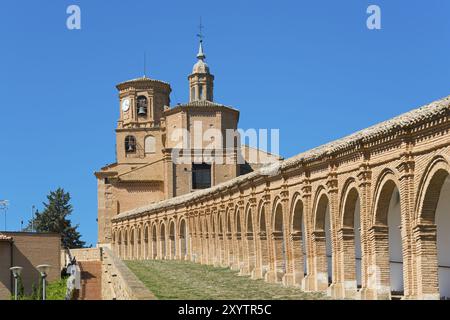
left=197, top=17, right=204, bottom=41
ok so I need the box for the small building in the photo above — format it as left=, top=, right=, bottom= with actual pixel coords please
left=0, top=232, right=61, bottom=300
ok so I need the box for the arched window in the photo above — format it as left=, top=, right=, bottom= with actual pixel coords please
left=137, top=96, right=148, bottom=116
left=145, top=136, right=156, bottom=154
left=191, top=87, right=195, bottom=101
left=125, top=135, right=136, bottom=153
left=199, top=85, right=204, bottom=100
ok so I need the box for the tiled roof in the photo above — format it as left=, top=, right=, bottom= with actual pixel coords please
left=113, top=94, right=450, bottom=221
left=116, top=76, right=171, bottom=88
left=173, top=100, right=239, bottom=111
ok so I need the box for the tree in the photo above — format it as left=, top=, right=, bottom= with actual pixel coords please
left=26, top=188, right=85, bottom=248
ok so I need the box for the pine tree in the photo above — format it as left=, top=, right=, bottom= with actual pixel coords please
left=26, top=188, right=85, bottom=248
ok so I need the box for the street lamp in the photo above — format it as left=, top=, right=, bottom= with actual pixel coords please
left=36, top=264, right=51, bottom=300
left=0, top=200, right=9, bottom=231
left=10, top=266, right=23, bottom=300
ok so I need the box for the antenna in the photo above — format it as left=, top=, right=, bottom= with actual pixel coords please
left=0, top=200, right=9, bottom=231
left=143, top=51, right=147, bottom=77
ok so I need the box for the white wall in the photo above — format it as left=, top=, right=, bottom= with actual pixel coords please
left=436, top=176, right=450, bottom=299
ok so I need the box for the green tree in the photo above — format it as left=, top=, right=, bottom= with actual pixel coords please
left=26, top=188, right=85, bottom=248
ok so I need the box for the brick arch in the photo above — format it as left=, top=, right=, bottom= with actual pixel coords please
left=123, top=228, right=129, bottom=259
left=211, top=213, right=216, bottom=235
left=245, top=203, right=253, bottom=233
left=235, top=205, right=242, bottom=234
left=143, top=224, right=149, bottom=259
left=339, top=177, right=363, bottom=294
left=312, top=186, right=332, bottom=290
left=290, top=192, right=306, bottom=284
left=271, top=196, right=282, bottom=232
left=256, top=198, right=269, bottom=279
left=416, top=156, right=450, bottom=224
left=258, top=199, right=267, bottom=233
left=372, top=169, right=400, bottom=226
left=179, top=218, right=188, bottom=258
left=290, top=192, right=303, bottom=233
left=313, top=186, right=330, bottom=231
left=169, top=219, right=176, bottom=258
left=371, top=168, right=404, bottom=298
left=226, top=207, right=233, bottom=233
left=234, top=205, right=245, bottom=269
left=159, top=220, right=167, bottom=258
left=414, top=156, right=450, bottom=299
left=271, top=197, right=286, bottom=281
left=218, top=212, right=224, bottom=234
left=340, top=178, right=360, bottom=229
left=244, top=202, right=256, bottom=275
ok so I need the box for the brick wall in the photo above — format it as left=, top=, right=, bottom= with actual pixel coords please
left=0, top=232, right=61, bottom=299
left=101, top=247, right=155, bottom=300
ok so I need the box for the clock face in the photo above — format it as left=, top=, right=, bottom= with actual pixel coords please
left=122, top=99, right=130, bottom=112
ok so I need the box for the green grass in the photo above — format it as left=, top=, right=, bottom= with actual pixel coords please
left=126, top=260, right=326, bottom=300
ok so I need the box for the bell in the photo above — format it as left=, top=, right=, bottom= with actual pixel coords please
left=138, top=106, right=147, bottom=116
left=127, top=144, right=134, bottom=152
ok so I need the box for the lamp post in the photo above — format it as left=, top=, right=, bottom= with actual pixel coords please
left=10, top=266, right=23, bottom=300
left=0, top=200, right=9, bottom=231
left=36, top=264, right=51, bottom=300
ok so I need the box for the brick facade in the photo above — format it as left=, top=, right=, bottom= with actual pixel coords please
left=0, top=232, right=61, bottom=299
left=110, top=95, right=450, bottom=300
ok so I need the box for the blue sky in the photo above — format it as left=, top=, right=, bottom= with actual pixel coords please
left=0, top=0, right=449, bottom=246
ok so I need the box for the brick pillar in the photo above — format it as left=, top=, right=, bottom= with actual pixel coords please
left=263, top=197, right=275, bottom=282
left=289, top=231, right=304, bottom=286
left=357, top=165, right=372, bottom=299
left=280, top=192, right=297, bottom=286
left=327, top=174, right=342, bottom=298
left=339, top=227, right=357, bottom=298
left=255, top=231, right=269, bottom=279
left=169, top=233, right=175, bottom=260
left=301, top=184, right=315, bottom=291
left=236, top=232, right=245, bottom=273
left=226, top=232, right=234, bottom=268
left=246, top=232, right=256, bottom=275
left=217, top=233, right=224, bottom=266
left=201, top=233, right=208, bottom=265
left=367, top=225, right=390, bottom=299
left=209, top=232, right=215, bottom=265
left=312, top=230, right=329, bottom=291
left=397, top=157, right=415, bottom=299
left=270, top=231, right=285, bottom=283
left=414, top=224, right=439, bottom=299
left=238, top=201, right=248, bottom=275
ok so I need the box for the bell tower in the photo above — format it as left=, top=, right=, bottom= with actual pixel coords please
left=188, top=40, right=214, bottom=102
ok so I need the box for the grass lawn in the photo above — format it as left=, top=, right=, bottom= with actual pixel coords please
left=126, top=260, right=326, bottom=300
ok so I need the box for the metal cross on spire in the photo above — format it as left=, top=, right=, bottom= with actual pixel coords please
left=197, top=17, right=204, bottom=41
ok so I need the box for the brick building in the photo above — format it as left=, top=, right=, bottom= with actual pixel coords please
left=0, top=232, right=61, bottom=300
left=95, top=40, right=279, bottom=246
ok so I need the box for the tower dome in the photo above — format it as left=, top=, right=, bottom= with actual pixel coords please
left=188, top=40, right=214, bottom=102
left=192, top=40, right=210, bottom=74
